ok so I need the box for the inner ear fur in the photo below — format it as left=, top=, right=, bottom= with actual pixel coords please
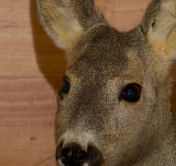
left=141, top=0, right=176, bottom=60
left=36, top=0, right=106, bottom=50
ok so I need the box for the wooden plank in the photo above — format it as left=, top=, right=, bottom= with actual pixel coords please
left=0, top=128, right=55, bottom=166
left=114, top=10, right=145, bottom=30
left=95, top=0, right=115, bottom=26
left=115, top=0, right=152, bottom=11
left=0, top=76, right=57, bottom=165
left=0, top=0, right=64, bottom=165
left=0, top=0, right=66, bottom=78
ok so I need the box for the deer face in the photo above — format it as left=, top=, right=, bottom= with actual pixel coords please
left=54, top=25, right=166, bottom=166
left=36, top=0, right=176, bottom=165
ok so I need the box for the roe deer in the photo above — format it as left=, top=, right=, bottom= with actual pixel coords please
left=36, top=0, right=176, bottom=165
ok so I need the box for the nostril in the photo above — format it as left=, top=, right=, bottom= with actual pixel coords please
left=75, top=149, right=87, bottom=160
left=60, top=148, right=73, bottom=159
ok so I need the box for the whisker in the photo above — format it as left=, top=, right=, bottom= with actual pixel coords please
left=34, top=154, right=55, bottom=166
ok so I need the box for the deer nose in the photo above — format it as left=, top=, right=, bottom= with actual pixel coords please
left=56, top=142, right=103, bottom=166
left=56, top=142, right=87, bottom=165
left=60, top=146, right=87, bottom=165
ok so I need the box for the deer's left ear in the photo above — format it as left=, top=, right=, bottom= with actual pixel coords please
left=141, top=0, right=176, bottom=61
left=36, top=0, right=105, bottom=51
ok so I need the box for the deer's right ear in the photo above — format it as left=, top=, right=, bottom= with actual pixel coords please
left=36, top=0, right=105, bottom=51
left=141, top=0, right=176, bottom=61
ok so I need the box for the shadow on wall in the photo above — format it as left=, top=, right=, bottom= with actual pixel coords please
left=30, top=0, right=67, bottom=91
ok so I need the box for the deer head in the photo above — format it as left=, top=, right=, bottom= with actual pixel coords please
left=36, top=0, right=176, bottom=165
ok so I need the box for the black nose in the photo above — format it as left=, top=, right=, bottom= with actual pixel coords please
left=56, top=142, right=103, bottom=166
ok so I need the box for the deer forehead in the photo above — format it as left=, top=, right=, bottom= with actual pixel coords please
left=66, top=27, right=145, bottom=84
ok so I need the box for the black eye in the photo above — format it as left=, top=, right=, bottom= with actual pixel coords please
left=58, top=76, right=70, bottom=100
left=61, top=80, right=70, bottom=93
left=120, top=84, right=141, bottom=102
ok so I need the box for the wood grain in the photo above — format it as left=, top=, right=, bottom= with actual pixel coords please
left=0, top=0, right=176, bottom=166
left=0, top=0, right=63, bottom=165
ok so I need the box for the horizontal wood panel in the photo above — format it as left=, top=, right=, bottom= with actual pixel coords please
left=115, top=0, right=152, bottom=11
left=115, top=10, right=145, bottom=30
left=0, top=127, right=55, bottom=166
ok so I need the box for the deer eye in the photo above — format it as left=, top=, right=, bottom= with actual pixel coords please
left=120, top=84, right=141, bottom=102
left=58, top=76, right=70, bottom=100
left=61, top=79, right=70, bottom=93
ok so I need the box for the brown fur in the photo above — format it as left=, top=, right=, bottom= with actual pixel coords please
left=36, top=0, right=176, bottom=165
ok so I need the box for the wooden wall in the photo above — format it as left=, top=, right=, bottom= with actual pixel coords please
left=0, top=0, right=176, bottom=166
